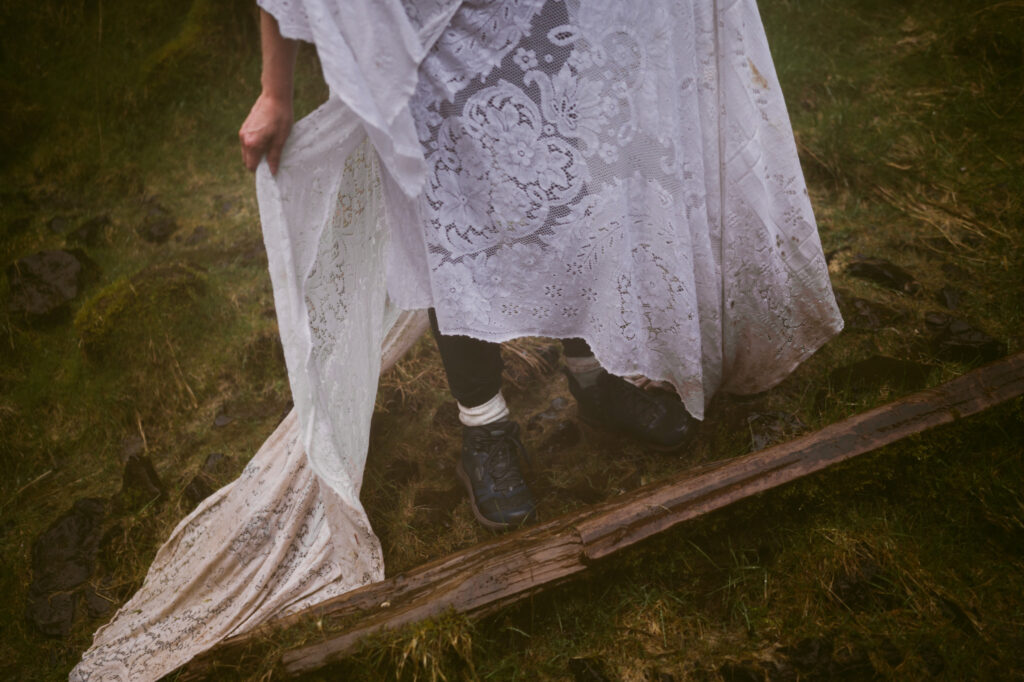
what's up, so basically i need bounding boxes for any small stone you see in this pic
[183,475,214,509]
[140,216,179,243]
[935,285,964,310]
[138,202,178,243]
[201,452,230,476]
[48,216,72,233]
[747,411,807,451]
[69,215,110,246]
[120,454,166,510]
[926,314,1007,364]
[29,498,107,594]
[7,249,91,320]
[26,498,107,637]
[846,257,920,294]
[214,195,236,215]
[550,396,569,410]
[82,583,115,618]
[213,412,234,428]
[25,591,78,638]
[833,288,905,331]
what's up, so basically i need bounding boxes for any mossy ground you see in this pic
[1,0,1021,680]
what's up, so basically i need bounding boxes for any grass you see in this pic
[1,0,1022,679]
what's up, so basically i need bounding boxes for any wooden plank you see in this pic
[186,352,1024,678]
[575,350,1024,559]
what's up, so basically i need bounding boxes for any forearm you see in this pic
[259,9,298,102]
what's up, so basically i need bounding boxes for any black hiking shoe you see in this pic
[567,370,697,452]
[457,420,538,530]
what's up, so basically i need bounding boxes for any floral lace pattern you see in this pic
[381,0,842,419]
[73,1,842,678]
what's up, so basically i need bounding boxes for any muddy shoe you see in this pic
[567,370,696,452]
[457,420,538,530]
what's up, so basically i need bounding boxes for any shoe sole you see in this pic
[456,460,537,531]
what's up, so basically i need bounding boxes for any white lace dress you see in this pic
[70,1,841,679]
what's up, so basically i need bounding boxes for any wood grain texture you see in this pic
[185,351,1024,678]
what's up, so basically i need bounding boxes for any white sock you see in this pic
[565,354,603,387]
[458,391,510,427]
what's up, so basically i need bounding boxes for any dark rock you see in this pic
[935,285,964,310]
[214,195,236,215]
[138,202,179,243]
[746,411,807,451]
[183,475,214,509]
[718,661,761,682]
[828,356,933,393]
[48,216,72,234]
[833,288,905,331]
[201,452,231,477]
[925,313,1007,364]
[69,215,110,246]
[846,257,919,294]
[7,249,93,320]
[25,591,78,639]
[213,412,234,428]
[569,657,614,682]
[140,216,179,243]
[26,498,107,636]
[119,454,166,510]
[29,498,107,594]
[82,583,115,618]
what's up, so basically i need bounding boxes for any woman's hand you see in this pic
[239,10,298,176]
[239,93,293,175]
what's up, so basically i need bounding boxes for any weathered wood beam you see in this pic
[187,351,1024,678]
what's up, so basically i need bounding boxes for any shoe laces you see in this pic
[476,424,528,492]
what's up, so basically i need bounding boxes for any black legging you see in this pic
[429,309,592,407]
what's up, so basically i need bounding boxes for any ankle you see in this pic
[565,354,603,388]
[458,391,510,427]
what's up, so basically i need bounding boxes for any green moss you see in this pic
[74,261,207,356]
